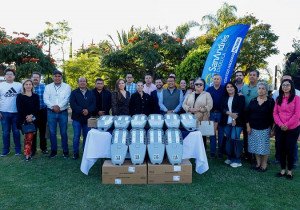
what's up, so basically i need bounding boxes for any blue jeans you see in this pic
[47,110,68,153]
[209,112,224,156]
[72,120,90,154]
[1,112,21,154]
[224,125,243,164]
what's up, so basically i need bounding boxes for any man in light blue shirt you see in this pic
[240,69,259,162]
[125,73,136,96]
[158,76,183,114]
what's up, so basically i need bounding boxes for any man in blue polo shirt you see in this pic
[240,69,259,162]
[207,74,225,158]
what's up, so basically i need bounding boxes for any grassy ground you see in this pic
[0,125,299,210]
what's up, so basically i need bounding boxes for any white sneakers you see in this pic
[224,159,242,168]
[230,163,242,168]
[224,159,231,165]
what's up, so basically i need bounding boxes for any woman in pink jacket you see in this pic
[273,79,300,180]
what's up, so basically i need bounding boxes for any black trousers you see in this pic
[276,126,300,171]
[32,108,47,152]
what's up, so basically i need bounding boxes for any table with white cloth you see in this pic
[80,129,209,175]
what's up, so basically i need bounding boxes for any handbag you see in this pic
[21,122,36,135]
[197,121,215,136]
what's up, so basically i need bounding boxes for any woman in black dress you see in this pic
[129,81,152,116]
[16,79,39,161]
[111,79,130,116]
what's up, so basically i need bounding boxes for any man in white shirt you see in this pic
[0,69,22,156]
[44,70,71,158]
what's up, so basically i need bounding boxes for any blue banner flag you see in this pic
[201,24,250,88]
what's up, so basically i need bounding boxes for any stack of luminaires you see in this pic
[165,128,183,165]
[147,128,165,164]
[129,128,146,165]
[97,115,114,132]
[110,129,129,165]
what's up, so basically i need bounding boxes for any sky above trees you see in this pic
[1,0,299,72]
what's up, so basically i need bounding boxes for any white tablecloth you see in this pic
[182,131,209,174]
[80,129,111,175]
[80,129,208,175]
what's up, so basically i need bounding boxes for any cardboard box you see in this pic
[147,159,192,184]
[102,160,147,184]
[148,174,192,184]
[87,117,98,128]
[102,175,147,184]
[148,159,192,175]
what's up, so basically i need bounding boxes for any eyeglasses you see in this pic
[194,83,203,87]
[5,73,14,76]
[282,84,291,87]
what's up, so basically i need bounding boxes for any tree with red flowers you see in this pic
[0,27,56,81]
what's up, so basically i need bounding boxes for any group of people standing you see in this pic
[0,68,299,180]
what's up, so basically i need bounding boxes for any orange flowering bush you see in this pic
[0,28,56,80]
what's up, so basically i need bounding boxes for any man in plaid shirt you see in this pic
[125,73,136,96]
[31,72,48,155]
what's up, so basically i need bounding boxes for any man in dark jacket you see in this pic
[92,78,111,116]
[150,78,164,114]
[70,77,96,159]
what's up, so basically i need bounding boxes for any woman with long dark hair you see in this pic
[111,79,130,116]
[16,79,39,161]
[220,82,245,168]
[273,79,300,179]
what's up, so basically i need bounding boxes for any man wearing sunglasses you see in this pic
[241,69,259,162]
[207,74,225,158]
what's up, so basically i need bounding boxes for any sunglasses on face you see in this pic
[194,83,204,87]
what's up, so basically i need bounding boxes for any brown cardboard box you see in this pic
[102,160,147,184]
[148,159,192,175]
[87,117,98,128]
[102,175,147,184]
[148,174,192,184]
[147,159,192,184]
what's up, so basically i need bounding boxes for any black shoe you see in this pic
[49,151,57,158]
[258,167,267,172]
[73,153,79,160]
[275,172,286,177]
[286,174,293,180]
[41,150,49,154]
[251,165,260,171]
[25,156,32,161]
[63,152,69,158]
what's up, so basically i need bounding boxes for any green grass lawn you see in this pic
[0,125,299,210]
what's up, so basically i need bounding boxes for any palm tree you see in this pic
[200,3,237,35]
